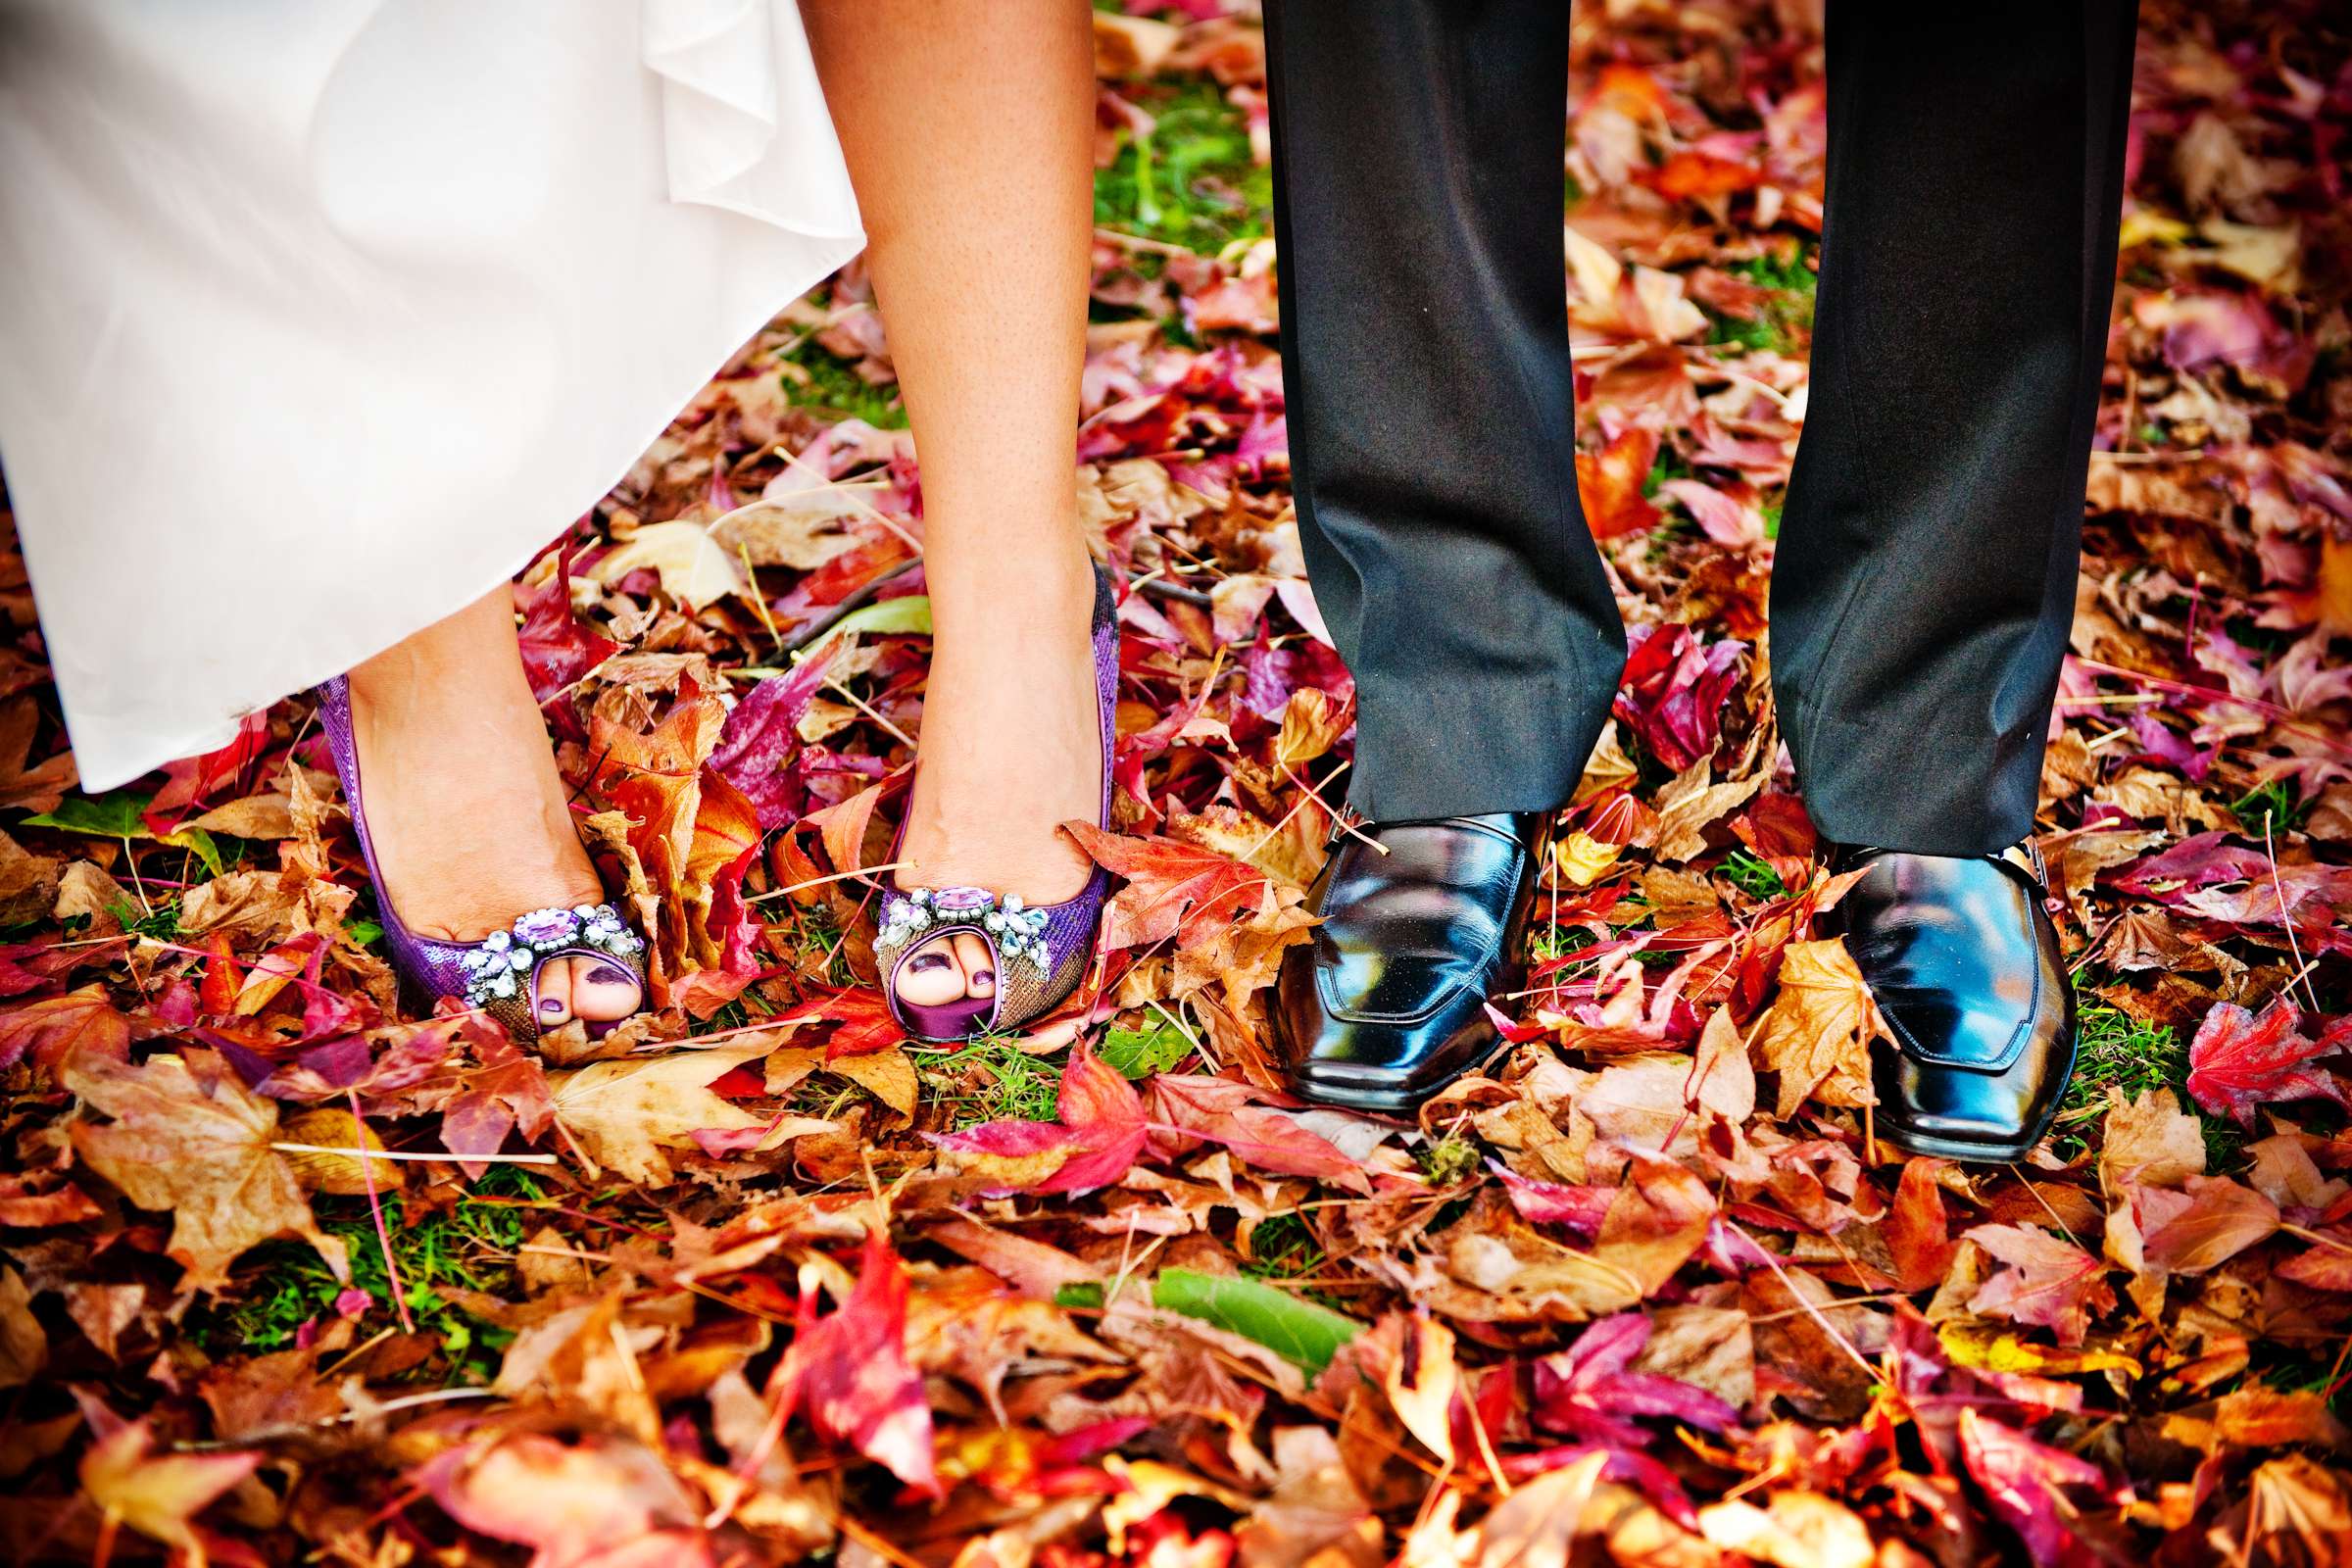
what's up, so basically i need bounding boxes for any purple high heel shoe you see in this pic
[315,677,649,1047]
[875,564,1117,1042]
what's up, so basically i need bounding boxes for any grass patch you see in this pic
[1719,849,1788,901]
[191,1166,545,1385]
[1243,1211,1324,1279]
[780,339,906,429]
[2245,1337,2352,1421]
[914,1036,1064,1128]
[1240,1213,1352,1314]
[1703,250,1818,357]
[1528,923,1600,962]
[106,896,182,943]
[2051,976,2237,1166]
[2231,777,2308,838]
[767,900,857,989]
[1095,79,1271,254]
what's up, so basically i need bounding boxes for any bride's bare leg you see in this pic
[804,0,1101,1010]
[343,587,643,1026]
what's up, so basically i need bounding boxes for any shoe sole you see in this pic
[1288,1037,1514,1118]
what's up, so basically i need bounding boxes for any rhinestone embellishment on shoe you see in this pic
[876,886,1052,971]
[459,904,644,1005]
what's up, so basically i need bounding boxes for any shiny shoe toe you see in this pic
[1276,813,1543,1114]
[1838,843,2077,1162]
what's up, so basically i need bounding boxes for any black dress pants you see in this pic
[1264,0,2137,857]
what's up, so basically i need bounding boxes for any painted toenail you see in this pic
[587,962,633,985]
[539,998,565,1017]
[973,970,996,987]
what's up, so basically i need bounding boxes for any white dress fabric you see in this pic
[0,0,862,791]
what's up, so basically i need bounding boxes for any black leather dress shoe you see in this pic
[1275,813,1544,1113]
[1836,844,2077,1162]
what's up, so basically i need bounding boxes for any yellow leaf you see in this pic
[1553,830,1622,889]
[589,520,746,610]
[81,1419,259,1557]
[1937,1322,2141,1378]
[2118,208,2193,250]
[1274,688,1348,770]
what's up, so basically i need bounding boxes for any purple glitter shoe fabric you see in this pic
[315,677,648,1045]
[881,564,1118,1042]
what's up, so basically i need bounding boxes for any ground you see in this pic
[3,2,2352,1564]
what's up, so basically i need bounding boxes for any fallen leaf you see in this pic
[1965,1223,2115,1347]
[1955,1407,2118,1568]
[0,985,130,1075]
[2186,998,2350,1128]
[546,1042,773,1185]
[2099,1087,2206,1192]
[1384,1312,1459,1464]
[0,1267,43,1388]
[1065,822,1281,951]
[929,1041,1146,1196]
[79,1405,260,1559]
[418,1432,714,1568]
[66,1049,348,1292]
[1750,939,1883,1118]
[770,1229,940,1495]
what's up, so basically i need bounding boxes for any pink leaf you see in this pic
[1530,1312,1740,1449]
[1956,1408,2119,1568]
[1964,1224,2115,1346]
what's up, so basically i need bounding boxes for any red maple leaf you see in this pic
[1642,150,1762,202]
[2185,998,2350,1129]
[1610,623,1746,773]
[769,985,905,1060]
[1494,1166,1615,1238]
[142,711,271,835]
[0,985,130,1075]
[769,1229,940,1497]
[1063,822,1277,952]
[2278,1227,2352,1292]
[514,543,617,720]
[928,1042,1146,1196]
[1884,1156,1959,1294]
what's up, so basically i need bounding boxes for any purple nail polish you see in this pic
[587,961,634,986]
[539,998,565,1017]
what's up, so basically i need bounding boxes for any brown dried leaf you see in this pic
[276,1107,404,1198]
[1750,939,1884,1118]
[65,1050,348,1293]
[0,1267,43,1388]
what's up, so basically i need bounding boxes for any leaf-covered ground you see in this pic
[5,3,2352,1563]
